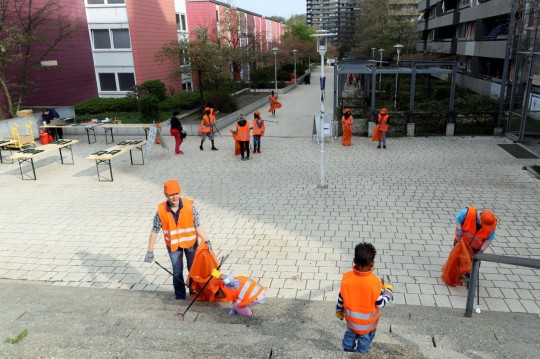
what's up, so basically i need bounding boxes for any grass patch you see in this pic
[5,329,28,344]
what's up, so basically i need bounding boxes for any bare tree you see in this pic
[0,0,78,118]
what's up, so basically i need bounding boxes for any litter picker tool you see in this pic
[154,260,198,295]
[475,272,481,314]
[177,252,229,320]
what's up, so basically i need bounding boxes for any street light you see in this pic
[310,30,336,189]
[272,47,278,93]
[292,49,298,84]
[378,48,384,90]
[371,47,376,60]
[393,44,404,110]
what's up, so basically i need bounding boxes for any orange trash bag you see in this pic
[229,129,240,156]
[268,100,282,113]
[371,124,381,142]
[187,240,228,302]
[441,239,474,287]
[155,123,162,144]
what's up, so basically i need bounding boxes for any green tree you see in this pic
[0,0,78,118]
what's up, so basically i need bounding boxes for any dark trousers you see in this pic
[167,241,198,299]
[48,128,63,140]
[253,135,261,150]
[240,141,250,158]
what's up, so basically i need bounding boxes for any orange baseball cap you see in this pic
[480,210,496,226]
[254,111,260,117]
[204,107,210,112]
[164,179,181,195]
[381,108,387,114]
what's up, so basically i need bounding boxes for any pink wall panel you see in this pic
[22,1,97,108]
[186,1,218,41]
[127,0,180,94]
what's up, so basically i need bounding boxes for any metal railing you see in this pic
[465,253,540,317]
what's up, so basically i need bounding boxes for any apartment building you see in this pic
[416,0,514,96]
[306,0,341,43]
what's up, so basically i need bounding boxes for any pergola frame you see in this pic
[333,60,459,123]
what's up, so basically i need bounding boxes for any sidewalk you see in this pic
[0,66,539,317]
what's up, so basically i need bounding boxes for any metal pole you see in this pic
[294,53,297,84]
[379,52,383,90]
[274,53,278,93]
[394,52,400,110]
[465,257,481,317]
[319,52,327,188]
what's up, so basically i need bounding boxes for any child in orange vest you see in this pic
[336,242,394,353]
[211,269,266,316]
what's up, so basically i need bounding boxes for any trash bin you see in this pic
[304,73,311,85]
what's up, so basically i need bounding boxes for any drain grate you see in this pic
[498,144,539,159]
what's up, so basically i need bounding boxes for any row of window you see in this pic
[87,0,125,4]
[91,29,130,49]
[98,73,135,92]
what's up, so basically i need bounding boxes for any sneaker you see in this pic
[377,146,381,149]
[229,308,237,315]
[179,150,184,154]
[383,145,386,149]
[258,149,261,153]
[199,145,203,151]
[241,157,245,161]
[211,147,218,151]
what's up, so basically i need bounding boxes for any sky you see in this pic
[230,0,306,20]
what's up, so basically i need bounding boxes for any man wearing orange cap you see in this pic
[341,108,353,146]
[376,108,389,149]
[199,107,218,151]
[454,207,497,285]
[252,111,265,154]
[144,179,210,300]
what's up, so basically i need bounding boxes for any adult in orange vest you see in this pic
[341,108,353,146]
[268,91,282,116]
[290,72,295,84]
[376,108,389,149]
[199,107,218,151]
[144,179,210,300]
[336,243,394,353]
[211,269,266,316]
[234,114,251,160]
[252,111,265,154]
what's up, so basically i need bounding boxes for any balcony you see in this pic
[424,39,455,54]
[427,10,456,30]
[456,37,508,58]
[460,0,512,22]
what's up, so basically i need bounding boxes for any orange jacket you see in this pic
[200,115,212,134]
[269,94,278,104]
[341,269,382,335]
[378,114,389,132]
[220,276,265,307]
[456,207,496,252]
[342,114,353,127]
[157,199,197,251]
[252,118,265,136]
[237,122,250,141]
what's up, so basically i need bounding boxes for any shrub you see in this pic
[204,92,237,113]
[140,80,167,101]
[160,92,202,112]
[140,94,159,119]
[74,97,137,115]
[251,67,273,82]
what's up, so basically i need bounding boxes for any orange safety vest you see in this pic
[378,114,389,132]
[200,115,212,134]
[157,198,197,251]
[220,276,265,307]
[456,207,496,251]
[342,115,353,127]
[341,269,382,335]
[269,94,278,103]
[252,118,265,136]
[237,122,250,141]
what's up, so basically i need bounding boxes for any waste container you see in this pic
[304,73,311,85]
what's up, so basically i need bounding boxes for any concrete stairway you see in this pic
[1,280,538,358]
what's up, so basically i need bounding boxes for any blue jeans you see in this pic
[342,327,377,353]
[167,241,198,299]
[378,132,387,146]
[253,135,261,150]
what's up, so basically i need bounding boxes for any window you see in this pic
[92,29,111,49]
[176,14,187,31]
[181,14,187,32]
[118,73,135,91]
[91,29,131,49]
[98,73,135,91]
[98,73,117,91]
[87,0,125,4]
[112,29,130,48]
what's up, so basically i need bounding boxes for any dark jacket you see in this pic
[170,116,183,131]
[41,109,60,124]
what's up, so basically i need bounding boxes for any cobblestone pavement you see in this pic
[1,67,539,314]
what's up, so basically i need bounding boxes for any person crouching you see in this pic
[212,269,266,316]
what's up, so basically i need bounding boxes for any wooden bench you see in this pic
[86,139,147,182]
[0,139,16,164]
[9,139,79,180]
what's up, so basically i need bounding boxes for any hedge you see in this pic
[74,97,137,115]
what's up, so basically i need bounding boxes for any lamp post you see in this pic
[393,44,404,110]
[310,30,335,189]
[272,47,278,93]
[293,49,298,84]
[371,47,376,60]
[378,48,384,90]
